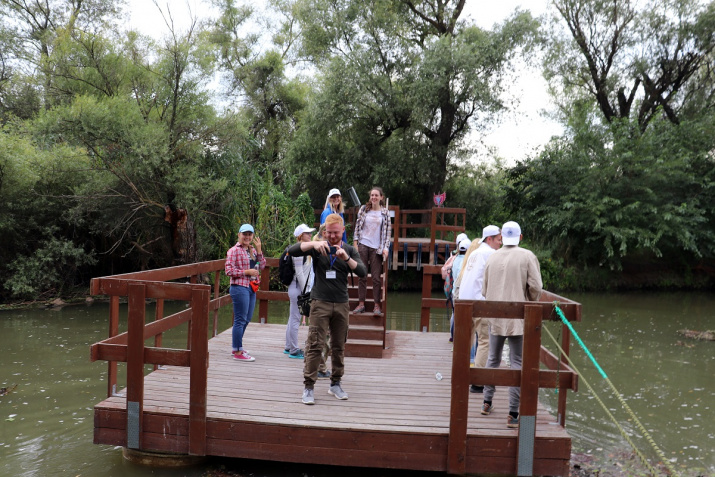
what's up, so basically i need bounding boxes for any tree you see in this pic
[0,0,124,110]
[546,0,715,132]
[288,0,539,208]
[505,112,715,271]
[209,0,310,171]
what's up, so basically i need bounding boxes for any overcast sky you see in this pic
[125,0,562,164]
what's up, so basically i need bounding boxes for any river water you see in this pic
[0,291,712,476]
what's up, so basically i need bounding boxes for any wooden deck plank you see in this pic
[94,324,571,475]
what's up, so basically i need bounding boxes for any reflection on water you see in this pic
[0,291,712,476]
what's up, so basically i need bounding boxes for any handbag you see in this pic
[297,268,312,317]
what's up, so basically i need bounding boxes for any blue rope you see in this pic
[553,303,608,379]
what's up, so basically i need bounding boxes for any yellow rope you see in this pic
[542,323,679,477]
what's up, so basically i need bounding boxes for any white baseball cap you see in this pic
[480,225,501,242]
[239,224,254,233]
[501,221,521,246]
[458,238,471,252]
[456,232,468,244]
[328,188,341,197]
[293,223,316,237]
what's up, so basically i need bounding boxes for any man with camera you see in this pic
[287,213,366,405]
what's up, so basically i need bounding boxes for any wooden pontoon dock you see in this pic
[90,247,581,476]
[94,325,572,475]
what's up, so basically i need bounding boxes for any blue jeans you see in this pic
[230,284,256,352]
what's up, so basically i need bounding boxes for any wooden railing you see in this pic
[418,264,448,331]
[89,258,290,455]
[89,253,390,454]
[315,205,466,270]
[447,295,581,475]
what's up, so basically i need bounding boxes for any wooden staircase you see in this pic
[345,261,388,358]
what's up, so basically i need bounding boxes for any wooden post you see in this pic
[126,282,146,450]
[212,271,221,336]
[447,301,472,475]
[420,269,433,332]
[153,299,164,370]
[258,266,269,323]
[107,295,119,398]
[391,206,400,271]
[557,323,571,427]
[517,304,542,476]
[189,287,209,456]
[429,208,437,265]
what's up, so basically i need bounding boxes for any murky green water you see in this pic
[0,292,712,476]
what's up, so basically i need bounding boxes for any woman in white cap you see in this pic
[284,223,315,359]
[441,233,470,342]
[225,223,265,362]
[352,186,392,315]
[320,188,347,243]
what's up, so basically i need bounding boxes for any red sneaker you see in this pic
[233,350,255,362]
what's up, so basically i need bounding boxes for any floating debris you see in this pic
[0,384,18,396]
[677,329,714,341]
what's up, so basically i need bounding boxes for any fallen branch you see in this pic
[677,329,714,341]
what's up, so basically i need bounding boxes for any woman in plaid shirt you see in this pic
[225,224,266,362]
[352,186,391,316]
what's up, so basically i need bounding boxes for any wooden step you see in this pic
[344,339,384,358]
[348,324,384,341]
[349,312,385,326]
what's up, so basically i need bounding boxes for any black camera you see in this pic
[329,246,337,255]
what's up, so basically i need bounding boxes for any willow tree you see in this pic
[546,0,715,133]
[0,0,124,111]
[287,0,539,208]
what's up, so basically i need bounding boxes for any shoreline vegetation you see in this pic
[1,263,714,311]
[1,1,714,311]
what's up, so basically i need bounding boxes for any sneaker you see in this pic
[317,370,332,379]
[302,388,315,405]
[470,385,484,394]
[328,383,348,400]
[480,402,493,415]
[352,304,365,313]
[233,350,255,362]
[289,349,305,359]
[283,348,290,354]
[373,304,382,316]
[507,415,519,428]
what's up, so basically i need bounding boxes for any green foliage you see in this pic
[506,114,715,271]
[5,229,97,298]
[288,0,539,208]
[546,0,715,131]
[0,125,97,300]
[444,160,509,236]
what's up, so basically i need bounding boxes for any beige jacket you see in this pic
[483,246,543,336]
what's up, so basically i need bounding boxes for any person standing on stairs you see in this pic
[352,186,392,316]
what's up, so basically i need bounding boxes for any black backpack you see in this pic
[278,247,296,285]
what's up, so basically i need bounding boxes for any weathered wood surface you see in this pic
[94,325,570,475]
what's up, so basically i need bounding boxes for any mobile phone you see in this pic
[329,246,337,254]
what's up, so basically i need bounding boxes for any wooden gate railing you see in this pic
[447,295,581,476]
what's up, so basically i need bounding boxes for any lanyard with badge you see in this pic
[325,242,341,279]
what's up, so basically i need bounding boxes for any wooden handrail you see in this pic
[447,298,581,475]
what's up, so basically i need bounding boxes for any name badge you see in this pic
[326,270,337,279]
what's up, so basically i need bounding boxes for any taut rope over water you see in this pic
[547,303,680,477]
